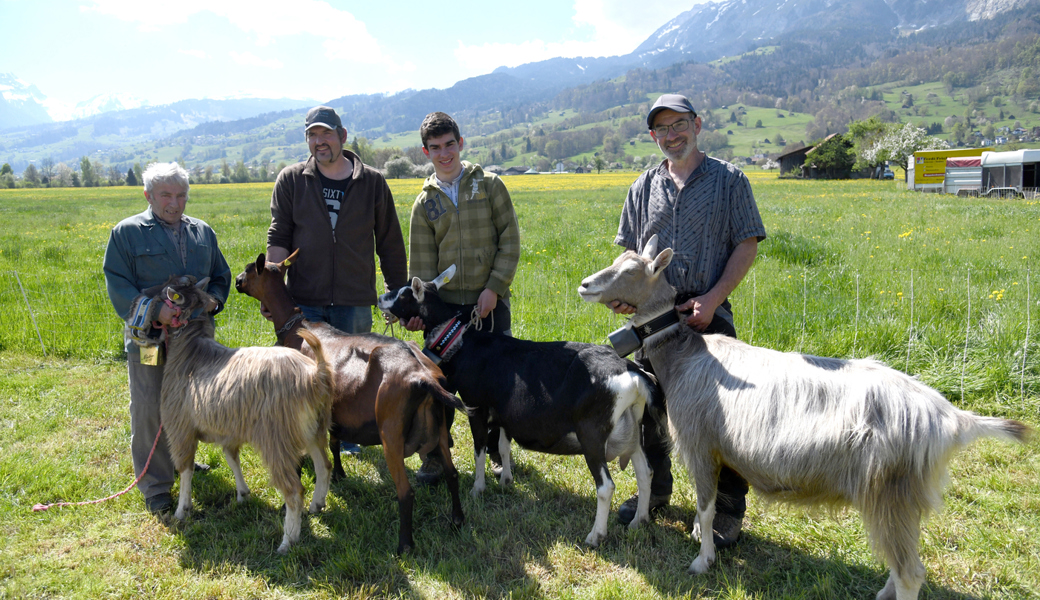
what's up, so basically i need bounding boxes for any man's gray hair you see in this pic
[143,162,190,194]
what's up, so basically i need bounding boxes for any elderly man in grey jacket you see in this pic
[103,162,231,514]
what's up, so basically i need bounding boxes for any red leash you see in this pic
[32,424,163,512]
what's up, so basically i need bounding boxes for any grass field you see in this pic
[1,174,1038,599]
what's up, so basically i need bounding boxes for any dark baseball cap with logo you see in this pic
[305,105,342,131]
[646,94,697,129]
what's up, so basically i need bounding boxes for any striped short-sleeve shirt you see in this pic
[615,156,766,296]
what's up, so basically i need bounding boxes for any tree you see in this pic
[107,165,123,186]
[221,159,231,181]
[863,123,949,181]
[231,160,251,183]
[384,156,416,179]
[79,156,98,187]
[0,163,12,177]
[847,116,893,170]
[805,135,856,178]
[23,164,41,186]
[126,167,138,186]
[593,156,606,173]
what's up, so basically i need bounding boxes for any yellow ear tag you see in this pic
[172,292,181,301]
[443,276,450,284]
[284,259,292,266]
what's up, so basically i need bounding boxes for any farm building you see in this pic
[980,149,1040,197]
[776,144,812,175]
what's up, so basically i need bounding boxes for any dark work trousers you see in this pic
[439,298,511,454]
[636,301,750,519]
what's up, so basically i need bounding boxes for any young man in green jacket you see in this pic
[405,111,521,482]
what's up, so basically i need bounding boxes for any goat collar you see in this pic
[275,310,306,344]
[423,315,467,365]
[634,309,681,339]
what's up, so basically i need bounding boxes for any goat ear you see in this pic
[195,277,210,290]
[411,277,425,302]
[255,254,266,272]
[647,248,674,275]
[432,264,456,289]
[641,234,660,259]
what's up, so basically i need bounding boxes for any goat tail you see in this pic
[418,378,465,411]
[632,366,664,411]
[961,413,1032,445]
[297,329,334,408]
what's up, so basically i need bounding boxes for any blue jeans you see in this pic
[298,304,373,334]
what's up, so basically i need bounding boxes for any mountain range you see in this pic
[2,0,1037,172]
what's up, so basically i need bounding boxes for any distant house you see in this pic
[776,143,813,175]
[484,165,505,175]
[574,166,587,173]
[501,166,530,176]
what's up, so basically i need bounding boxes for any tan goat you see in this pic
[156,277,334,554]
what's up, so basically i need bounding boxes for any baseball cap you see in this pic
[646,94,697,129]
[304,106,342,131]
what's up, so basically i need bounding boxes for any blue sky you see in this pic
[1,0,707,118]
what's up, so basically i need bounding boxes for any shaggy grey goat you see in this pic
[578,234,1031,600]
[149,276,334,554]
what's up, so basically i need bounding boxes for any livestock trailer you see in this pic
[943,157,982,196]
[981,149,1040,198]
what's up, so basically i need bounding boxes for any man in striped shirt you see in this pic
[610,94,766,548]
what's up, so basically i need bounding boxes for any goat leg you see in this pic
[329,432,346,482]
[307,437,331,513]
[174,467,193,520]
[223,446,251,503]
[495,427,514,487]
[437,414,465,529]
[628,445,652,529]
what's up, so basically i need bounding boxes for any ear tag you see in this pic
[442,276,450,284]
[284,259,292,266]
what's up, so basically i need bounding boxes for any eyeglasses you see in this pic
[651,118,693,137]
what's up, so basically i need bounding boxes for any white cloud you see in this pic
[82,0,405,67]
[178,49,208,59]
[453,0,694,73]
[229,51,283,69]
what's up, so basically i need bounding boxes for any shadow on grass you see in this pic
[167,449,1001,599]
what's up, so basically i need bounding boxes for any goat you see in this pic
[577,234,1032,600]
[377,265,661,547]
[146,276,334,554]
[234,251,465,554]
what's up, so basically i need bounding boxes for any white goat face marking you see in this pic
[410,277,425,302]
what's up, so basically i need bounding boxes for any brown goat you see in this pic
[234,251,465,554]
[154,277,334,555]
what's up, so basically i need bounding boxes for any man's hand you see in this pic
[259,303,274,322]
[477,288,498,319]
[403,316,425,332]
[607,300,636,315]
[676,295,720,331]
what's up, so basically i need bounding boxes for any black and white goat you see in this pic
[378,266,660,546]
[578,234,1032,600]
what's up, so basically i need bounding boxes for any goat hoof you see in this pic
[584,532,605,547]
[309,501,325,514]
[500,475,514,486]
[628,514,649,529]
[396,542,413,555]
[173,508,188,521]
[236,491,251,503]
[688,554,714,574]
[276,542,291,555]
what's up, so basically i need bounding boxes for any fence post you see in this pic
[906,268,914,373]
[853,272,860,358]
[14,271,47,356]
[1023,269,1032,403]
[961,269,971,403]
[750,271,757,345]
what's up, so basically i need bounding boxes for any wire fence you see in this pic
[2,266,1037,408]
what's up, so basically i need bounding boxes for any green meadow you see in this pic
[0,174,1037,599]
